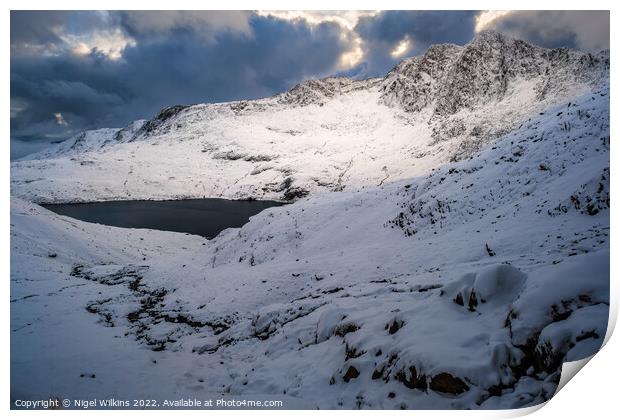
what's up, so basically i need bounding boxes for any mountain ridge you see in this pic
[23,31,610,155]
[11,31,609,203]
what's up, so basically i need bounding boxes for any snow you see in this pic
[10,32,610,410]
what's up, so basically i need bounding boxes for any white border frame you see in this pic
[2,2,617,419]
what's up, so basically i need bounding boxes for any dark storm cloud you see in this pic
[10,10,68,47]
[11,49,130,142]
[486,11,610,52]
[116,15,349,105]
[10,10,117,52]
[10,12,350,158]
[116,10,253,40]
[354,11,478,76]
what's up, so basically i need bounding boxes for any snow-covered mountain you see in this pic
[10,31,610,410]
[11,31,608,203]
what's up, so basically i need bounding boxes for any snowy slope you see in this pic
[11,81,609,409]
[10,31,608,204]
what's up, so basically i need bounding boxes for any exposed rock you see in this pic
[138,105,190,137]
[429,373,470,395]
[343,365,360,383]
[395,366,428,392]
[279,77,380,107]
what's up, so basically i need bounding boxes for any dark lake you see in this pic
[42,198,284,238]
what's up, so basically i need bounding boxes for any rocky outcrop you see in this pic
[277,76,380,107]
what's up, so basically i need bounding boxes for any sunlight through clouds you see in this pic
[256,10,379,30]
[475,10,512,32]
[63,28,136,60]
[53,112,68,126]
[257,10,379,68]
[390,36,412,58]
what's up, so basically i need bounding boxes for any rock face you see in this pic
[380,43,463,113]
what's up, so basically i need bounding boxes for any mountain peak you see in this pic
[380,31,608,117]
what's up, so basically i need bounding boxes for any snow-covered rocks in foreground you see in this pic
[10,80,609,408]
[10,31,608,204]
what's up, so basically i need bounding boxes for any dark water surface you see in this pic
[43,198,284,238]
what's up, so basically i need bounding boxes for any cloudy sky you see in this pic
[10,10,609,158]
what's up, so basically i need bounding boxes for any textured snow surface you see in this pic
[10,32,610,409]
